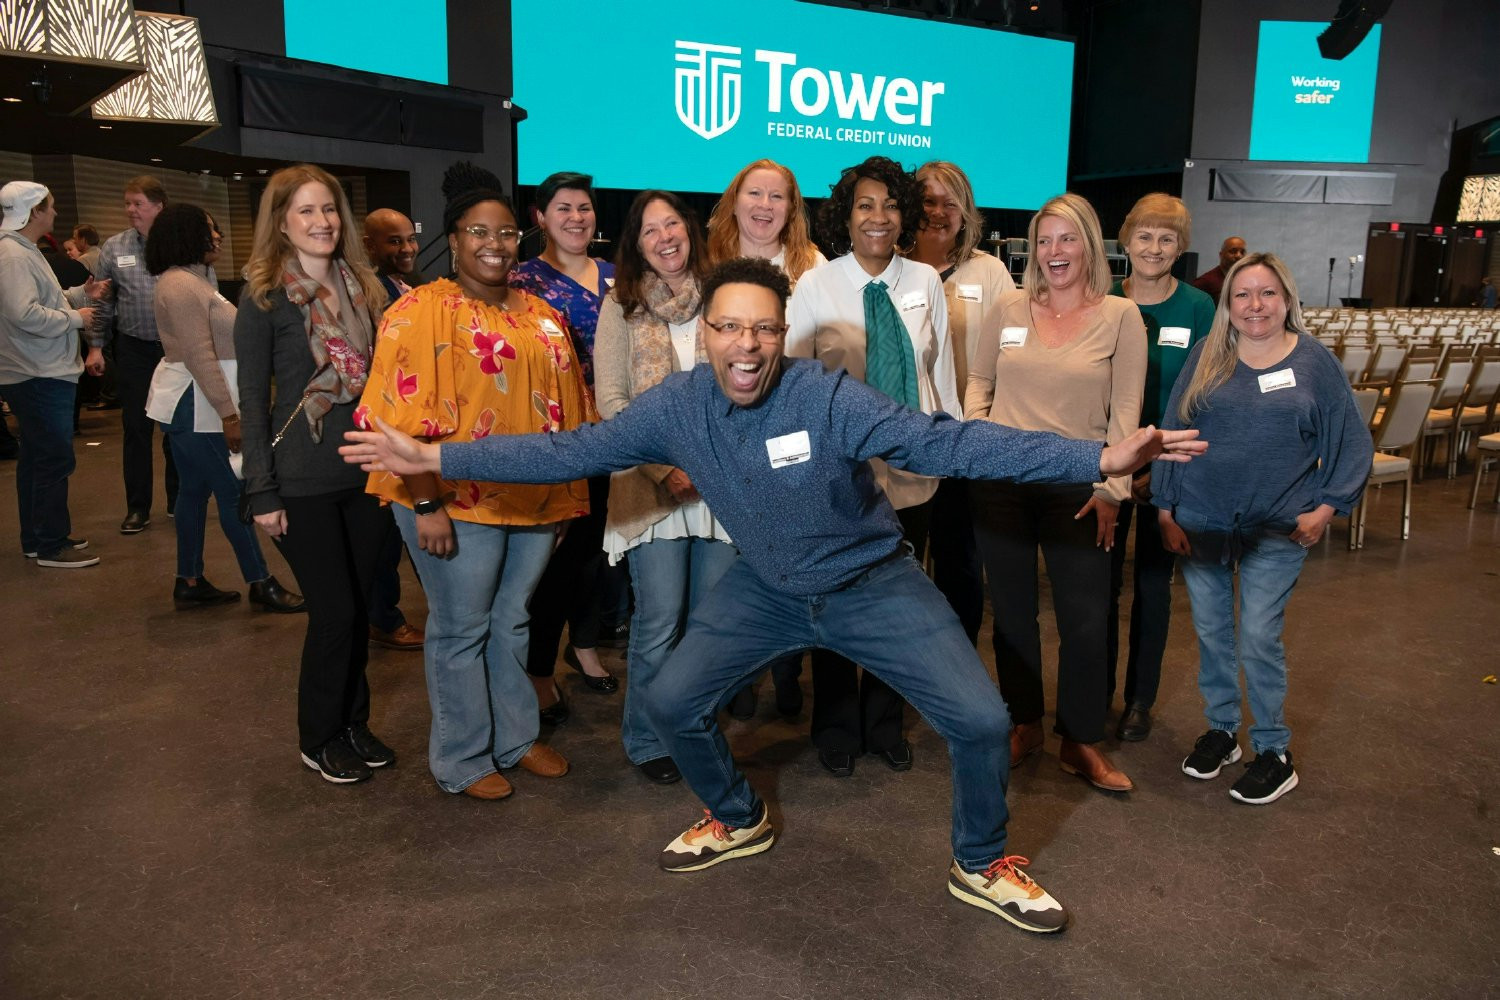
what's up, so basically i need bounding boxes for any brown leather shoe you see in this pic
[462,773,514,800]
[1010,721,1044,768]
[515,743,569,778]
[370,623,424,650]
[1058,739,1134,792]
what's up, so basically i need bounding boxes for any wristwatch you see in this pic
[413,498,443,516]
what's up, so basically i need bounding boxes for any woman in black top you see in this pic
[235,164,392,785]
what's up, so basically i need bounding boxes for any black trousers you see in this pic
[809,501,932,754]
[928,477,985,644]
[365,503,409,634]
[972,481,1111,744]
[114,333,177,515]
[1106,501,1177,710]
[276,488,386,752]
[527,475,609,678]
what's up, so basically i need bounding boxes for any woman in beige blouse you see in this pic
[966,192,1147,793]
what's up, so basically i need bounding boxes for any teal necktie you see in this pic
[863,279,919,410]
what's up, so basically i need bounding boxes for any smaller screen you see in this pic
[283,0,449,86]
[1248,20,1381,164]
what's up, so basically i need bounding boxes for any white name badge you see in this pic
[999,326,1028,348]
[539,318,563,336]
[898,290,926,312]
[118,255,137,267]
[604,277,615,289]
[766,430,811,469]
[1158,326,1191,349]
[1258,368,1297,393]
[957,283,983,303]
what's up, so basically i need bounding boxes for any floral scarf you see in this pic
[281,257,374,443]
[629,272,703,396]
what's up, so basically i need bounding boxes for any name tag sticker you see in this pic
[539,318,563,336]
[999,326,1028,348]
[118,255,137,267]
[1258,368,1297,393]
[1158,326,1191,349]
[766,430,811,469]
[957,283,982,303]
[604,277,615,289]
[898,290,926,312]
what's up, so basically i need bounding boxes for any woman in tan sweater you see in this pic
[145,203,302,613]
[966,192,1147,793]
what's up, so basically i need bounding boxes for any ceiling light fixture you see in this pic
[2,96,21,103]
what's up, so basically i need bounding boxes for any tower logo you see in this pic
[674,39,742,140]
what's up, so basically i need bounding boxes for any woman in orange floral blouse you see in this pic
[357,163,596,801]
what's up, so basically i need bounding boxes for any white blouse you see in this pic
[785,252,958,509]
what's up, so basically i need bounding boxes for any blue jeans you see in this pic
[4,377,77,557]
[395,506,555,793]
[647,554,1015,871]
[161,392,269,582]
[1175,508,1308,755]
[623,535,739,765]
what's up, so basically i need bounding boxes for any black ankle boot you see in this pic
[248,575,306,613]
[174,576,240,610]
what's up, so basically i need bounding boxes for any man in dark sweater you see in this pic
[342,257,1205,935]
[1191,235,1247,302]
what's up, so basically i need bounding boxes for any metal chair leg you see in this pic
[1401,476,1411,539]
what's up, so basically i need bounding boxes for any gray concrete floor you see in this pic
[2,408,1498,999]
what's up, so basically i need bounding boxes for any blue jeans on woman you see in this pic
[1174,507,1308,755]
[394,506,555,794]
[623,536,738,765]
[647,553,1015,871]
[3,377,76,558]
[161,392,269,582]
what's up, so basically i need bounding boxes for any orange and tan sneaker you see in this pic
[947,856,1069,933]
[658,805,775,872]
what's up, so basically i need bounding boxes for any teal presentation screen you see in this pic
[1248,20,1380,163]
[283,0,449,85]
[512,0,1073,209]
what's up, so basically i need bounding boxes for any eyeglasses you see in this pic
[703,319,787,341]
[460,224,520,243]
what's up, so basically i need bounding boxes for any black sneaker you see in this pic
[596,621,630,649]
[1230,749,1298,805]
[726,685,756,720]
[345,723,396,768]
[1182,729,1241,780]
[300,735,373,784]
[35,547,100,569]
[637,756,681,784]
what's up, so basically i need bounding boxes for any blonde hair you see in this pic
[1177,251,1309,422]
[244,163,386,315]
[706,159,819,284]
[1118,192,1192,253]
[1023,192,1112,303]
[915,160,984,266]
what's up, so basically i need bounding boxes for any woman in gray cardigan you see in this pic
[234,164,392,786]
[593,190,738,785]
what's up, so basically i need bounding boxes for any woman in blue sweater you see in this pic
[1152,252,1372,805]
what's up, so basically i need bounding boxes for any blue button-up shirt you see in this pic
[443,359,1105,596]
[90,228,156,346]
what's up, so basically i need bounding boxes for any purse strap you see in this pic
[269,391,313,448]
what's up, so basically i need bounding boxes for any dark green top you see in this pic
[1110,278,1216,426]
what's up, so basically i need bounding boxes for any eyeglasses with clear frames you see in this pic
[461,224,520,243]
[703,319,788,341]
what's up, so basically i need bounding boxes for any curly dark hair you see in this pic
[815,156,922,257]
[613,189,710,320]
[701,256,792,316]
[533,171,594,215]
[145,202,215,275]
[442,160,513,234]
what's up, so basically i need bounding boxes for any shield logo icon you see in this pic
[675,40,742,140]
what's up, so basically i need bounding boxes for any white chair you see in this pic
[1351,378,1438,550]
[1468,433,1500,508]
